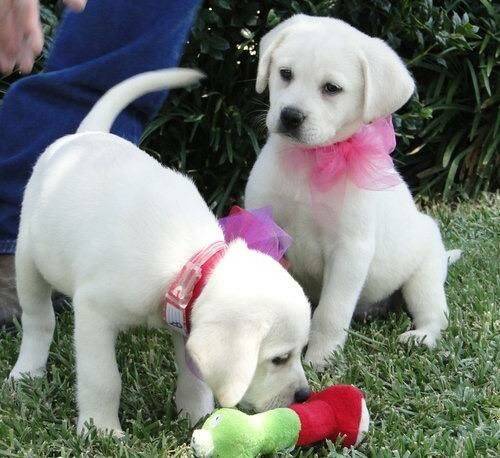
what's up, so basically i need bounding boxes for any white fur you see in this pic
[9,69,311,435]
[245,15,458,369]
[356,399,370,446]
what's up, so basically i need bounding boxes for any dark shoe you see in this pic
[353,290,405,323]
[0,255,21,330]
[0,255,71,331]
[53,291,71,312]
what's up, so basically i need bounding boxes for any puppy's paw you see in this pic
[9,366,45,380]
[176,389,214,426]
[77,418,124,438]
[398,329,438,348]
[304,337,344,371]
[110,428,125,439]
[304,349,329,372]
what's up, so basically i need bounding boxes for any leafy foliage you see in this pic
[1,0,498,213]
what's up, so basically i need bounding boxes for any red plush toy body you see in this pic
[290,384,368,447]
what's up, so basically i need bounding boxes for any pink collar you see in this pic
[164,241,227,335]
[284,116,402,192]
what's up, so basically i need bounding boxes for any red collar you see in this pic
[164,241,227,335]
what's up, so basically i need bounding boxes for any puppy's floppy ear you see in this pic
[359,37,415,123]
[256,14,313,93]
[186,320,267,407]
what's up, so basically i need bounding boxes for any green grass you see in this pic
[0,195,498,457]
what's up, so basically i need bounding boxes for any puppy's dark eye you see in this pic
[280,68,293,82]
[323,82,342,95]
[272,353,291,365]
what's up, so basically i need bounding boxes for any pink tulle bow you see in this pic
[219,206,292,263]
[285,116,402,192]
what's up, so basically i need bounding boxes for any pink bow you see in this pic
[285,117,402,192]
[219,206,292,264]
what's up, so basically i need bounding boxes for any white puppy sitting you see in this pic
[245,15,460,369]
[9,69,311,435]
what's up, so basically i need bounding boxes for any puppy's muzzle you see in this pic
[279,106,306,133]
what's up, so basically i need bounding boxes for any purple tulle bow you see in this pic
[219,206,292,263]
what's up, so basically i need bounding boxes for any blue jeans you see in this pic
[0,0,201,254]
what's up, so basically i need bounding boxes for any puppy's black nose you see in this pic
[280,106,305,131]
[294,387,311,403]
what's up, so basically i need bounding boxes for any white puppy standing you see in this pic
[245,15,460,369]
[9,69,311,434]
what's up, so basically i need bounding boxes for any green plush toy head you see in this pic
[191,408,300,458]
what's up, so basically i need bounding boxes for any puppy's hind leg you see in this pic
[73,293,122,435]
[399,252,448,348]
[10,251,55,380]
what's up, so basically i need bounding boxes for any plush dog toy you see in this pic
[191,385,369,457]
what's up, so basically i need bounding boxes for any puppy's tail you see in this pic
[447,249,462,265]
[77,68,204,134]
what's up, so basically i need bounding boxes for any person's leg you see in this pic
[0,0,201,326]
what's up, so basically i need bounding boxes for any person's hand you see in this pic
[0,0,87,75]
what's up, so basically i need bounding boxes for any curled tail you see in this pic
[77,68,204,134]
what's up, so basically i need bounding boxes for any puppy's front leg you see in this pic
[73,298,123,436]
[173,334,214,425]
[305,241,374,370]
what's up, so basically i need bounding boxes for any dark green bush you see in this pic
[333,0,499,201]
[2,0,498,214]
